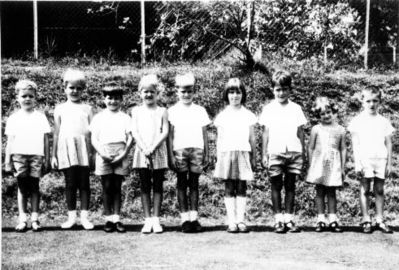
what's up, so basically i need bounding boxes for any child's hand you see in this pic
[250,156,256,171]
[169,156,178,171]
[100,151,114,162]
[51,157,58,169]
[111,152,126,164]
[385,164,392,179]
[341,170,346,182]
[261,155,268,168]
[5,162,13,173]
[89,154,96,170]
[202,153,210,170]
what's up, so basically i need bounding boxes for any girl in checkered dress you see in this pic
[306,97,346,232]
[213,78,257,233]
[131,74,169,234]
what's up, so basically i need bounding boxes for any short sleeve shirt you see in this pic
[258,100,307,154]
[168,103,211,150]
[5,110,51,156]
[89,110,131,145]
[348,112,394,159]
[214,106,257,152]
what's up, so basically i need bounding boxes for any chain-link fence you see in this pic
[1,0,398,67]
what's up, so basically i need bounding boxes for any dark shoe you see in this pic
[329,221,343,233]
[237,222,249,233]
[31,221,42,232]
[285,221,301,233]
[375,222,393,234]
[115,222,126,233]
[104,221,115,233]
[315,221,326,233]
[181,221,192,233]
[190,220,202,232]
[227,224,239,233]
[361,221,372,234]
[274,222,286,234]
[15,222,28,233]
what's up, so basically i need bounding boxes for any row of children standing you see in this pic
[5,69,394,234]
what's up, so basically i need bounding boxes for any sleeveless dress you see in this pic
[306,124,345,187]
[131,105,168,170]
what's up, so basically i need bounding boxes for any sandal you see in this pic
[285,221,301,233]
[274,222,286,234]
[361,221,372,234]
[31,220,42,232]
[329,221,343,233]
[375,222,393,234]
[15,221,28,233]
[237,222,249,233]
[315,221,326,233]
[227,224,238,233]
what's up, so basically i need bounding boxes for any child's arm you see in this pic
[297,125,306,171]
[385,134,393,178]
[261,125,269,168]
[131,111,149,153]
[202,125,210,169]
[51,110,61,169]
[43,133,50,173]
[148,109,169,155]
[339,130,347,182]
[249,124,257,170]
[307,127,317,167]
[167,123,177,170]
[350,132,362,176]
[4,135,15,172]
[87,107,96,168]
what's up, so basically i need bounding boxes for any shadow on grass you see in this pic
[2,225,399,233]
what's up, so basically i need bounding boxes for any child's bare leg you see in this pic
[112,175,123,215]
[270,175,283,213]
[176,172,188,213]
[79,167,90,211]
[373,178,385,223]
[326,187,337,214]
[139,169,152,218]
[284,173,296,214]
[30,177,40,213]
[153,170,165,217]
[315,185,326,215]
[101,175,113,216]
[64,168,77,210]
[359,178,372,222]
[188,172,200,211]
[17,188,28,215]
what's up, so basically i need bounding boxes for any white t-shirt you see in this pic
[258,100,307,154]
[214,106,257,152]
[168,103,211,150]
[348,112,394,159]
[5,110,51,156]
[89,110,131,144]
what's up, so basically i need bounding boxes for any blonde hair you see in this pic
[361,86,382,101]
[15,80,37,95]
[138,74,159,92]
[63,69,86,87]
[175,72,195,87]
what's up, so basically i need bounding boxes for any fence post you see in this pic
[33,0,38,59]
[364,0,370,69]
[141,0,146,64]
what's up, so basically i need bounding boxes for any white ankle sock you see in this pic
[113,215,120,223]
[284,213,294,223]
[224,197,236,226]
[274,213,284,223]
[328,214,338,223]
[19,212,28,223]
[317,214,326,223]
[189,211,198,221]
[180,212,190,223]
[31,212,39,221]
[236,196,247,223]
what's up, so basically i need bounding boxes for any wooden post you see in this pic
[364,0,370,69]
[33,0,38,59]
[141,0,146,64]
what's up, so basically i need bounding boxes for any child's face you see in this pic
[140,85,158,106]
[227,88,242,107]
[177,85,194,105]
[319,108,334,124]
[273,83,290,104]
[104,94,122,112]
[65,80,85,103]
[362,91,380,115]
[17,88,36,111]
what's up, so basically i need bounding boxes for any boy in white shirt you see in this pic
[259,70,307,233]
[5,80,51,232]
[90,84,133,233]
[348,87,394,234]
[168,73,211,233]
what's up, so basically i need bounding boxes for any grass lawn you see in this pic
[2,224,399,270]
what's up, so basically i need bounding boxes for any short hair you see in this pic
[15,80,37,95]
[311,97,339,117]
[361,86,382,101]
[175,73,195,87]
[271,70,292,89]
[138,74,159,92]
[102,82,124,98]
[63,69,86,88]
[223,78,247,105]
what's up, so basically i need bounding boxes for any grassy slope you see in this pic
[1,58,399,226]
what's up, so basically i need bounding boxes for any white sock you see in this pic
[224,197,236,226]
[375,216,383,224]
[274,213,284,223]
[180,212,190,223]
[190,211,198,221]
[328,214,338,223]
[317,214,326,223]
[31,212,39,221]
[105,215,113,222]
[81,210,89,220]
[113,214,120,223]
[284,213,294,223]
[19,212,28,223]
[152,216,160,224]
[236,196,247,224]
[68,210,77,220]
[362,215,371,223]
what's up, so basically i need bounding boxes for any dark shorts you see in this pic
[12,154,44,178]
[268,152,303,177]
